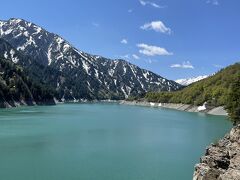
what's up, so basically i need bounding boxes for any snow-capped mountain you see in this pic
[175,75,209,86]
[0,18,182,100]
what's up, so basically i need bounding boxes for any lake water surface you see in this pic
[0,103,232,180]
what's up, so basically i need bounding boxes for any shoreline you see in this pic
[119,100,228,116]
[0,99,228,116]
[0,99,56,109]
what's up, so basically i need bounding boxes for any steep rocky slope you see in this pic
[193,125,240,180]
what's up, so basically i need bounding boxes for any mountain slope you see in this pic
[0,37,65,97]
[0,55,55,108]
[0,18,181,100]
[146,63,240,106]
[175,75,209,86]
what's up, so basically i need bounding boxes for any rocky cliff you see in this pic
[193,125,240,180]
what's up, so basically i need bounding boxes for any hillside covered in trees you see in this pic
[145,63,240,107]
[0,57,55,108]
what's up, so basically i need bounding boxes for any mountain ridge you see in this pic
[0,18,182,100]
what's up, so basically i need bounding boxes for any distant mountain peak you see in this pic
[175,75,209,86]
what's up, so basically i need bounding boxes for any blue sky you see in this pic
[0,0,240,80]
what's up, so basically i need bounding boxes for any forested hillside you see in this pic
[145,63,240,107]
[0,57,55,107]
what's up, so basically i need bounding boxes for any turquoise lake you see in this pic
[0,103,232,180]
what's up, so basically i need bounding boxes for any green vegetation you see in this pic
[0,57,55,107]
[225,74,240,125]
[145,63,240,107]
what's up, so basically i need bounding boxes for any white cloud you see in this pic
[121,39,128,44]
[139,0,165,8]
[132,54,140,59]
[206,0,219,5]
[137,43,173,56]
[141,21,171,34]
[170,61,194,69]
[128,9,133,13]
[150,2,161,8]
[139,0,147,6]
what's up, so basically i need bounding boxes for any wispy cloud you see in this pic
[128,9,133,13]
[139,0,165,8]
[170,61,194,69]
[132,54,140,59]
[141,21,171,34]
[117,54,140,60]
[145,59,157,64]
[206,0,219,6]
[121,39,128,44]
[137,43,173,56]
[147,59,153,64]
[92,22,100,27]
[213,64,223,68]
[119,54,130,60]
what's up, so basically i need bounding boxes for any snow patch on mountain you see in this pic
[175,75,209,86]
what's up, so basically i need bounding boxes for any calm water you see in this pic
[0,103,231,180]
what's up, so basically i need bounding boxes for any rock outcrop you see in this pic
[193,125,240,180]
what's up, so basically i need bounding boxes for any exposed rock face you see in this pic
[193,125,240,180]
